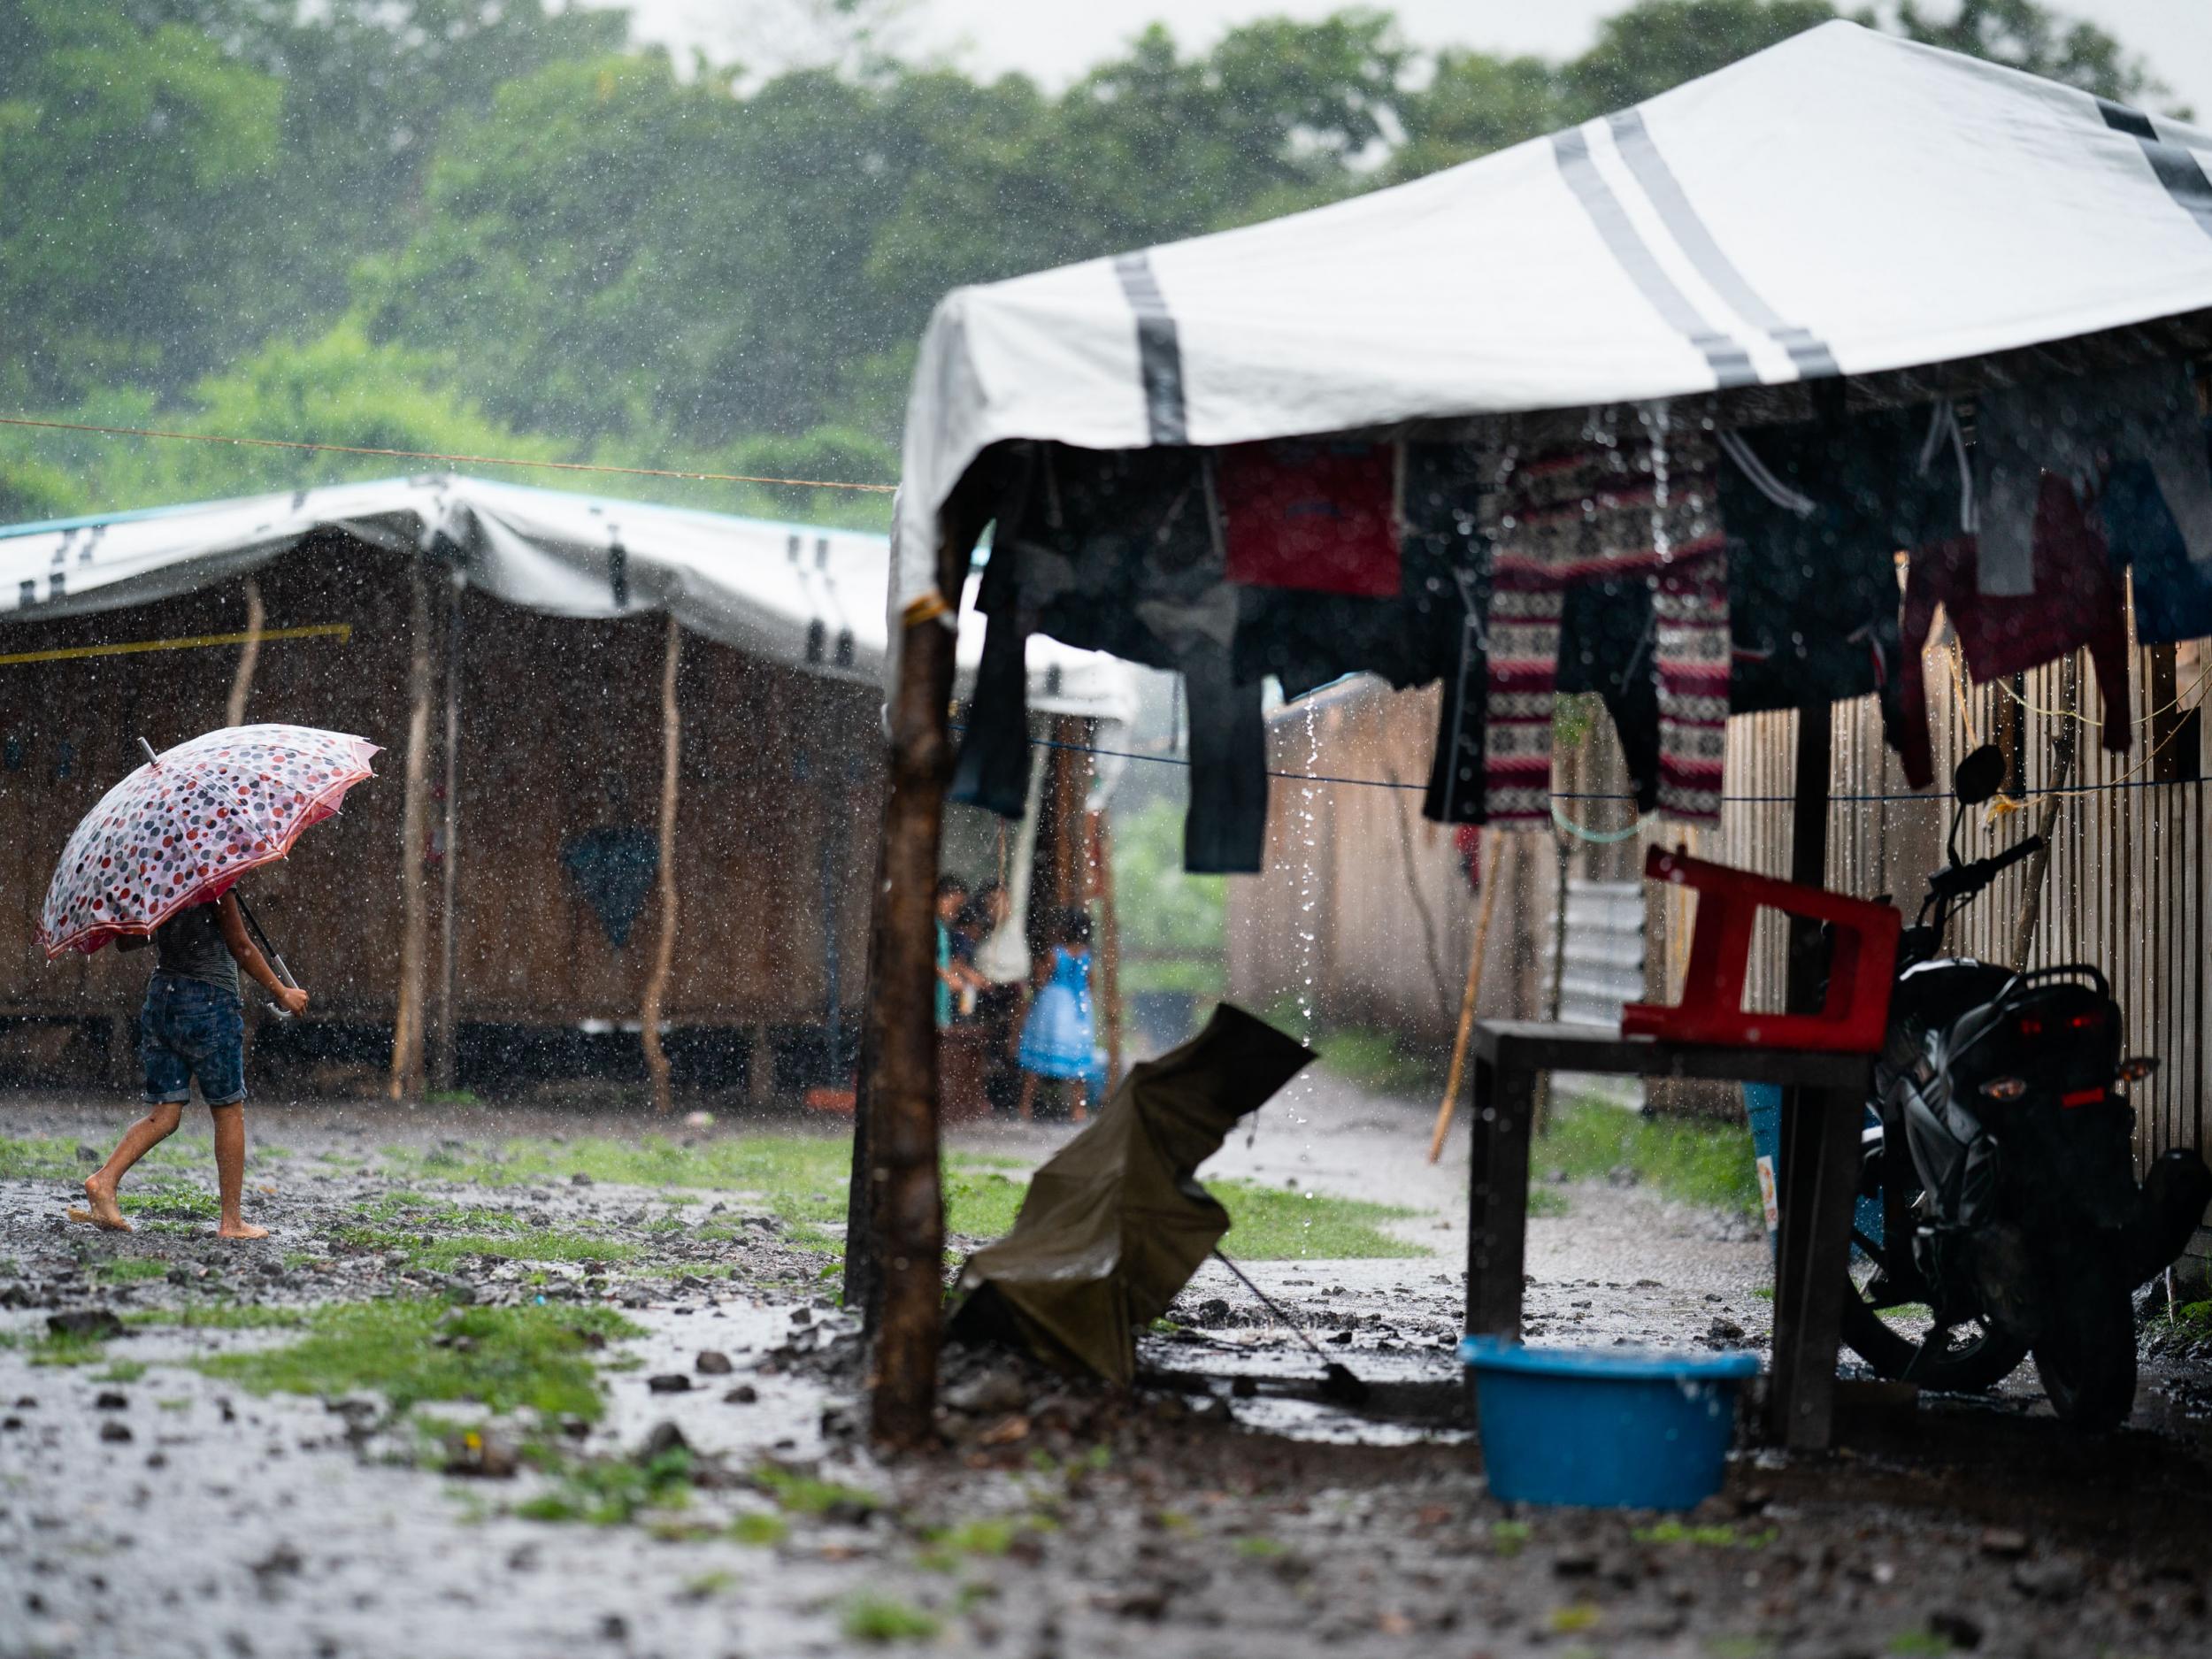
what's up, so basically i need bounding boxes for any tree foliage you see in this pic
[0,0,2176,527]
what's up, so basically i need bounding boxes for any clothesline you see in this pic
[0,414,901,494]
[1006,726,2212,806]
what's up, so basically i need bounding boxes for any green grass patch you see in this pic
[118,1184,219,1222]
[0,1134,210,1181]
[513,1441,693,1525]
[197,1301,641,1420]
[944,1166,1028,1240]
[1301,1025,1447,1100]
[95,1257,173,1284]
[125,1303,309,1331]
[1233,1534,1288,1559]
[730,1511,789,1548]
[1633,1521,1776,1549]
[1537,1100,1761,1218]
[1491,1520,1533,1556]
[1528,1187,1571,1218]
[841,1595,941,1645]
[752,1464,884,1517]
[26,1330,110,1367]
[1888,1632,1953,1658]
[1213,1180,1423,1259]
[93,1360,149,1383]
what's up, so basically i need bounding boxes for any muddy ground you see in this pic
[4,1076,2209,1659]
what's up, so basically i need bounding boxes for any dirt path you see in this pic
[4,1087,2208,1658]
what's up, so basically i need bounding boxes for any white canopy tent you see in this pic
[892,19,2212,614]
[856,20,2212,1451]
[0,473,1136,726]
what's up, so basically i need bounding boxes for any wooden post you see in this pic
[428,575,465,1094]
[1091,806,1124,1093]
[641,616,683,1115]
[225,579,264,728]
[1429,832,1507,1164]
[1770,703,1841,1447]
[863,511,975,1450]
[388,558,434,1102]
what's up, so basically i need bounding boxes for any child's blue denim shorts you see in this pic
[141,972,246,1108]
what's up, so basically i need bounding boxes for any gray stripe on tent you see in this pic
[2099,99,2212,242]
[1550,128,1760,391]
[1112,251,1190,445]
[1606,111,1839,381]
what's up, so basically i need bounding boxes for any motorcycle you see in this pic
[1838,743,2212,1427]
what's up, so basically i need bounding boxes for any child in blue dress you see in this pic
[1018,906,1095,1123]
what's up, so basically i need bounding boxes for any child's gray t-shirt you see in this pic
[154,902,240,1000]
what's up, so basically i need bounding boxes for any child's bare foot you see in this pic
[78,1176,131,1232]
[218,1219,270,1241]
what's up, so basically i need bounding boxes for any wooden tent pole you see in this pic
[1428,832,1505,1165]
[1091,804,1124,1094]
[224,579,264,728]
[864,511,975,1450]
[641,615,683,1115]
[388,559,434,1102]
[429,574,465,1094]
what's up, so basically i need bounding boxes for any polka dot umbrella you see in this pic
[38,724,380,959]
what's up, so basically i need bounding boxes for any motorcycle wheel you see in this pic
[1839,1284,2029,1392]
[2031,1256,2137,1430]
[1837,1140,2027,1393]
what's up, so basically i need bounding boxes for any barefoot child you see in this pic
[76,889,308,1240]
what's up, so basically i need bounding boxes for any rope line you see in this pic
[0,624,350,667]
[0,414,899,494]
[1009,726,2212,805]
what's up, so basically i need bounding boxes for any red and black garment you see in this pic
[1478,426,1731,827]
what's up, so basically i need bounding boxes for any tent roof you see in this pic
[893,19,2212,608]
[0,473,1135,724]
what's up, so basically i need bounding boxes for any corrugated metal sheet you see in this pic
[1558,879,1645,1028]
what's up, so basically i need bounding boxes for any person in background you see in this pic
[956,881,1021,1112]
[74,888,308,1240]
[1018,905,1096,1123]
[935,876,971,1031]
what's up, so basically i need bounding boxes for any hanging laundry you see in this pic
[1717,404,1961,755]
[1898,473,2131,789]
[2109,452,2212,645]
[955,445,1267,873]
[1216,439,1401,596]
[1228,442,1488,705]
[1968,363,2212,597]
[560,826,659,948]
[1478,416,1729,827]
[1557,575,1661,815]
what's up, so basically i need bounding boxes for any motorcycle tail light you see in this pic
[2062,1087,2107,1109]
[2069,1011,2105,1030]
[2016,1017,2044,1038]
[2117,1056,2160,1083]
[1980,1076,2028,1101]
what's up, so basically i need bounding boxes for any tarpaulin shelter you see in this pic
[0,475,1133,1095]
[853,19,2212,1446]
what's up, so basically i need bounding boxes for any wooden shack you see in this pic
[0,479,1132,1096]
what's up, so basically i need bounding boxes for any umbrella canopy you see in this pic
[892,19,2212,612]
[949,1003,1315,1386]
[38,724,379,958]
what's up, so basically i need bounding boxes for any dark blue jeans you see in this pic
[141,972,245,1107]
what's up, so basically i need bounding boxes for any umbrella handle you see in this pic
[233,893,301,1012]
[138,736,159,768]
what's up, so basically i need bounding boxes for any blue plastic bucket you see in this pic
[1459,1338,1758,1510]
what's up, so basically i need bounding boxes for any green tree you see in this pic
[0,0,280,403]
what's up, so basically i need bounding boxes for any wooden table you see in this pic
[1465,1021,1873,1450]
